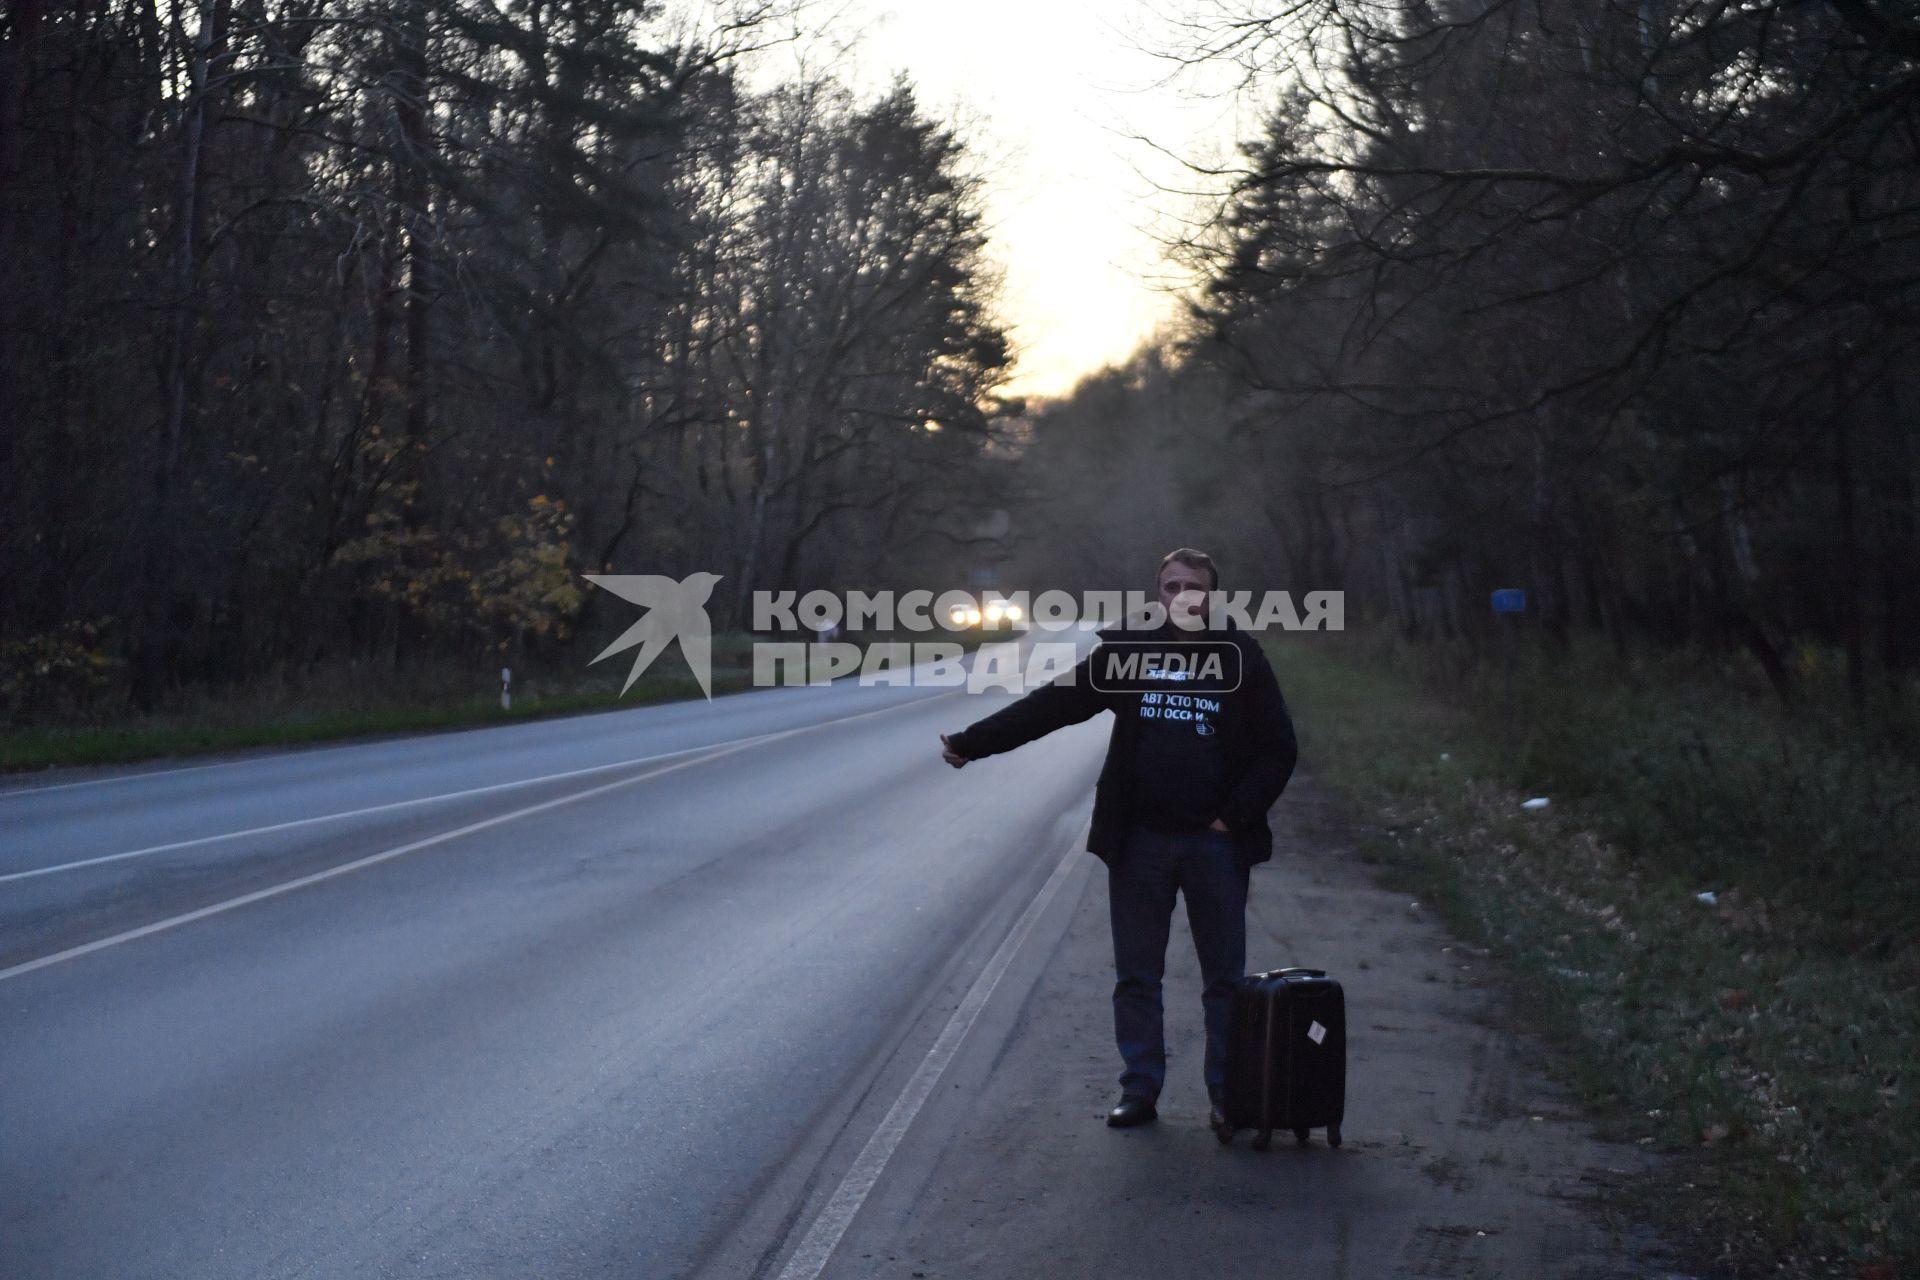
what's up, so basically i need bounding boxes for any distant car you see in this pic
[947,596,1025,629]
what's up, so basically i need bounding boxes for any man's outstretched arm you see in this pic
[939,645,1110,768]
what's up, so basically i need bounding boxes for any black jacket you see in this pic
[946,619,1298,868]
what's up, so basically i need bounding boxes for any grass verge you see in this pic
[1268,632,1915,1280]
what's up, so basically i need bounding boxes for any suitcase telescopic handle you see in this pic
[1268,967,1325,978]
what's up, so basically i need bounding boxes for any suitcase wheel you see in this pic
[1294,1127,1311,1146]
[1327,1125,1342,1149]
[1251,1129,1272,1152]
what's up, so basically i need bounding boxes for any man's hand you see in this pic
[1208,818,1231,833]
[940,733,970,769]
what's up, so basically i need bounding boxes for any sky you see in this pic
[772,1,1258,402]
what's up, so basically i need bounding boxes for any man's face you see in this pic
[1157,560,1212,631]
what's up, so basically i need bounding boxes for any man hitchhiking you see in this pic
[938,549,1298,1133]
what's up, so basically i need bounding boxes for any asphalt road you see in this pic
[1,644,1107,1279]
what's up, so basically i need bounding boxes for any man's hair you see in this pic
[1157,547,1219,592]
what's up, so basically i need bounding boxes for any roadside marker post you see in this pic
[1491,590,1526,770]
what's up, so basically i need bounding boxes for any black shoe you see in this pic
[1106,1094,1158,1128]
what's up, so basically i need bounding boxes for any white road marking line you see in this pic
[773,837,1087,1280]
[0,691,961,984]
[0,757,247,799]
[0,746,717,884]
[2,689,960,885]
[0,629,1081,804]
[0,673,953,799]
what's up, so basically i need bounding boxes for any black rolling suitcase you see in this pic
[1218,966,1346,1149]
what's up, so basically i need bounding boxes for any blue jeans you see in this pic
[1108,825,1249,1100]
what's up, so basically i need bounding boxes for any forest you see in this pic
[4,0,1917,728]
[1012,0,1919,720]
[1,0,1015,714]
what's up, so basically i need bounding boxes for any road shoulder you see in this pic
[822,774,1689,1278]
